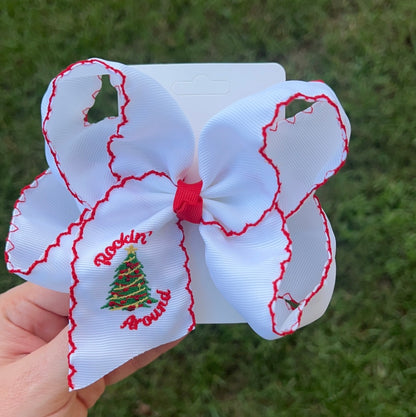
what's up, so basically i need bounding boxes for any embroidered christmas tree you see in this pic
[102,244,158,311]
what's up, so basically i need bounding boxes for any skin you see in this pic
[0,282,183,417]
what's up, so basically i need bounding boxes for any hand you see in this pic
[0,282,182,417]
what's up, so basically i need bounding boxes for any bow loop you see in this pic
[42,58,195,209]
[41,59,129,208]
[261,81,350,217]
[198,111,279,234]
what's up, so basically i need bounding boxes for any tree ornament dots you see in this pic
[102,244,158,311]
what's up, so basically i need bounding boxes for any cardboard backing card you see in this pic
[132,63,286,323]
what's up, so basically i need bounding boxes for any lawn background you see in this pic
[1,1,415,416]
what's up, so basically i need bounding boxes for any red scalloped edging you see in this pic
[269,104,314,129]
[197,86,347,337]
[268,205,293,336]
[199,100,283,237]
[42,58,130,209]
[5,170,90,277]
[265,92,349,220]
[82,75,102,127]
[273,195,333,337]
[7,62,349,388]
[176,220,196,332]
[296,195,333,331]
[199,88,348,238]
[106,75,129,183]
[261,88,345,336]
[5,170,50,267]
[68,170,196,389]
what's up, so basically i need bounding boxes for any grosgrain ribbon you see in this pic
[173,180,204,224]
[5,58,350,390]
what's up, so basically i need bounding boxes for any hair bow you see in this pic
[5,58,350,390]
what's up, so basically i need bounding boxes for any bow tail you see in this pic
[67,174,195,390]
[200,194,335,339]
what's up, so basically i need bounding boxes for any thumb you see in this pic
[0,327,104,417]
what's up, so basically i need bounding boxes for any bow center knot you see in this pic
[173,180,203,224]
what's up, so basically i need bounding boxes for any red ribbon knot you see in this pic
[173,180,203,224]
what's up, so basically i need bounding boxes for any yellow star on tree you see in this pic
[125,244,138,254]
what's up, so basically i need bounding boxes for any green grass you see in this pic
[1,1,415,415]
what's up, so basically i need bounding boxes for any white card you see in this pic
[132,63,286,323]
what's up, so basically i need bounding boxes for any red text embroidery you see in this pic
[94,229,152,266]
[120,289,171,330]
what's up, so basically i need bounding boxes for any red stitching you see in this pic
[10,210,88,276]
[268,97,315,131]
[120,289,172,329]
[268,205,293,336]
[304,196,333,309]
[67,170,195,388]
[265,92,348,219]
[199,104,282,236]
[5,171,89,276]
[42,58,130,209]
[94,230,152,267]
[46,76,345,384]
[198,88,346,336]
[273,195,333,337]
[82,75,102,127]
[261,90,345,336]
[107,73,129,183]
[68,247,80,389]
[285,103,315,125]
[278,293,301,311]
[199,90,346,236]
[176,220,196,332]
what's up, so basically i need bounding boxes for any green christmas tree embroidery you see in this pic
[102,244,158,311]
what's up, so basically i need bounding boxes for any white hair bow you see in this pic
[5,58,350,390]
